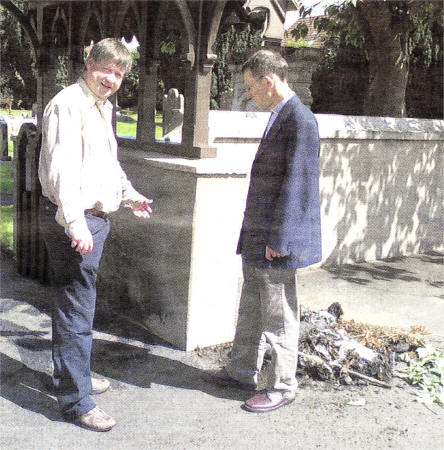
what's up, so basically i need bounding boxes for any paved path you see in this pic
[1,250,443,449]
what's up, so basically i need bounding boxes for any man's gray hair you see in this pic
[86,38,132,73]
[242,50,288,81]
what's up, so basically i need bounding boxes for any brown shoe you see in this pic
[74,407,116,432]
[202,368,256,391]
[91,378,110,395]
[243,391,295,413]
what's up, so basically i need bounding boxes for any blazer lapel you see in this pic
[254,95,296,161]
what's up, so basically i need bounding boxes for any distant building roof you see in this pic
[282,16,325,48]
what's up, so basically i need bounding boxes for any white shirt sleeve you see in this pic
[40,102,89,236]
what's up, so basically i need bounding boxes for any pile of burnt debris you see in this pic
[297,302,426,388]
[198,302,427,390]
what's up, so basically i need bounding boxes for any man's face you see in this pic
[243,69,272,111]
[84,58,125,100]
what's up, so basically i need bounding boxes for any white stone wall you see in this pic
[317,115,443,264]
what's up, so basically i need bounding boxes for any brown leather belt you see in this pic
[84,208,107,219]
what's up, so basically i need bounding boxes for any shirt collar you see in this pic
[271,90,295,115]
[78,77,113,111]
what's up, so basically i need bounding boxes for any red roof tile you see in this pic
[282,16,325,48]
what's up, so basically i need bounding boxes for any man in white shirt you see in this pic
[39,38,152,432]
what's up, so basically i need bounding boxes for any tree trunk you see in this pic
[360,2,409,117]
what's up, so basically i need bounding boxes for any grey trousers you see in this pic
[226,262,300,394]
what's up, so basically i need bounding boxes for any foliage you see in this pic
[284,38,310,49]
[119,50,140,109]
[211,24,262,109]
[398,345,444,406]
[0,5,36,108]
[157,29,186,110]
[299,0,443,117]
[55,55,69,90]
[296,0,443,68]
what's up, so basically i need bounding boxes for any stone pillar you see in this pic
[35,5,59,125]
[285,48,321,108]
[137,59,159,145]
[181,60,217,157]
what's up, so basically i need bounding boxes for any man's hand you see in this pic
[71,227,93,255]
[132,200,153,219]
[265,245,284,261]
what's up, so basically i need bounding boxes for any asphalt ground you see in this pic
[1,249,443,449]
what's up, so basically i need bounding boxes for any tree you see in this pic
[0,4,36,109]
[294,0,443,117]
[118,49,139,109]
[211,24,262,109]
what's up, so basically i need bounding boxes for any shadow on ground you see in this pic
[0,353,61,422]
[323,251,443,285]
[90,338,247,401]
[1,334,248,422]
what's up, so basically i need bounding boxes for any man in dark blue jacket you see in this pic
[206,50,321,413]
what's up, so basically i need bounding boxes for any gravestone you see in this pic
[162,88,184,143]
[0,117,11,161]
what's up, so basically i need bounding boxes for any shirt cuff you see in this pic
[66,216,89,237]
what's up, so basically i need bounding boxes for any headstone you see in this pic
[0,116,11,161]
[162,88,184,143]
[31,102,38,118]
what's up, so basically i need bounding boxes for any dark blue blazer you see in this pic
[237,93,322,269]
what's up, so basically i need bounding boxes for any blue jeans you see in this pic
[40,200,110,418]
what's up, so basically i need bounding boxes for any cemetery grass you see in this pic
[0,109,19,251]
[0,204,13,250]
[116,113,163,139]
[0,163,12,194]
[0,163,13,250]
[0,108,31,117]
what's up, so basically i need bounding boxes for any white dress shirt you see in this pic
[39,77,147,236]
[264,90,295,137]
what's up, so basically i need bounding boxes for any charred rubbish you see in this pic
[197,303,428,390]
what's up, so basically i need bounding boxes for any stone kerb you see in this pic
[162,88,184,143]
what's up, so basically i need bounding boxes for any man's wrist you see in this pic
[67,217,89,237]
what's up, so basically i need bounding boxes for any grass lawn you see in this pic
[0,163,13,195]
[0,108,32,117]
[117,113,164,139]
[0,205,13,250]
[0,162,13,250]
